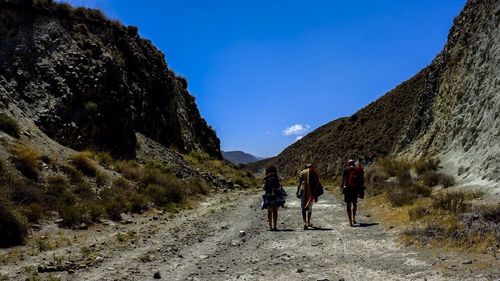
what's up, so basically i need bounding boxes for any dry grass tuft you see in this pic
[0,198,28,247]
[115,160,140,181]
[0,113,20,138]
[10,144,43,180]
[70,151,98,177]
[414,157,440,176]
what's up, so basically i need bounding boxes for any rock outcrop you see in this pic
[0,0,221,159]
[250,0,499,183]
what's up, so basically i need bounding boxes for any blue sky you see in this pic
[64,0,466,157]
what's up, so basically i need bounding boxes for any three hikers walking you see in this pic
[262,160,364,229]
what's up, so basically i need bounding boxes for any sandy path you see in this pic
[2,187,497,280]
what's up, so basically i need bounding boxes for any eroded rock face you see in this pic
[251,0,499,182]
[0,2,221,159]
[407,0,500,182]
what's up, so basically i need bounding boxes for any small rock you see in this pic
[78,223,88,230]
[462,260,473,264]
[297,268,304,273]
[153,271,161,279]
[120,213,133,224]
[239,231,246,237]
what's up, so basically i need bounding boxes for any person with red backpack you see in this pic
[340,159,364,226]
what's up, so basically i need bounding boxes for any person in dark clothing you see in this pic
[262,166,285,231]
[340,159,364,226]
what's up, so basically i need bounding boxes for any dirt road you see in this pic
[1,187,497,280]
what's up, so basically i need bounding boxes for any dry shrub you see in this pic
[187,151,211,162]
[94,151,113,167]
[21,203,45,223]
[385,184,431,207]
[365,166,389,196]
[58,203,89,227]
[115,160,140,180]
[60,164,84,183]
[99,185,148,220]
[377,156,411,178]
[188,178,210,196]
[96,172,109,188]
[141,183,185,206]
[414,157,440,176]
[70,151,98,177]
[431,191,468,214]
[0,198,28,247]
[10,144,42,180]
[421,171,440,187]
[408,204,431,221]
[422,171,455,187]
[386,189,419,207]
[0,113,20,138]
[439,174,455,188]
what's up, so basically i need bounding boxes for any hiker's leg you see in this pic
[301,208,307,225]
[307,210,312,226]
[267,209,272,229]
[272,208,278,229]
[346,203,353,226]
[353,202,357,224]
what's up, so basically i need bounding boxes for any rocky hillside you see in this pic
[250,0,500,183]
[0,0,221,159]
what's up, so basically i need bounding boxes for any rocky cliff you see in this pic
[251,0,499,183]
[0,0,221,159]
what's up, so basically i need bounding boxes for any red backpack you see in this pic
[347,167,363,188]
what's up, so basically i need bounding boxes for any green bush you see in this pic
[0,113,20,138]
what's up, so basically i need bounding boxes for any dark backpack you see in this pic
[264,174,280,194]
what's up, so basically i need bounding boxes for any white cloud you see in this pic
[295,135,303,141]
[282,124,310,136]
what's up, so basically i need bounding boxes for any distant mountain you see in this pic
[222,151,263,164]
